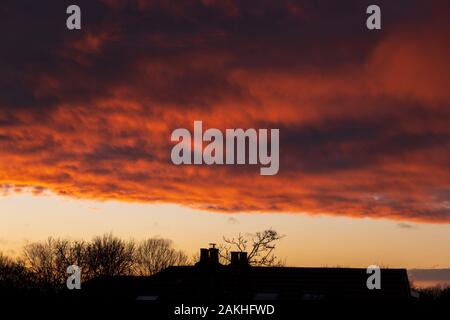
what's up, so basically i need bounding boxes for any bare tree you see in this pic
[220,229,285,266]
[0,252,34,291]
[53,239,87,281]
[134,238,188,276]
[22,234,183,284]
[23,238,89,288]
[54,239,86,266]
[84,233,135,277]
[23,238,61,288]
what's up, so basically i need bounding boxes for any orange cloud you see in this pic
[0,0,449,223]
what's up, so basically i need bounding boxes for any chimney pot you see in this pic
[209,247,219,264]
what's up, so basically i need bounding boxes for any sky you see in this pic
[0,0,449,286]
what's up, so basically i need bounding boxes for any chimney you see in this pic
[199,248,209,264]
[196,244,222,267]
[208,243,219,265]
[229,251,249,267]
[239,252,248,265]
[230,251,240,265]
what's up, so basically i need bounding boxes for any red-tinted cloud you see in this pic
[0,0,449,222]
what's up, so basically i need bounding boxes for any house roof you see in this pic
[84,265,411,302]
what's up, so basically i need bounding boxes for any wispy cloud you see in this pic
[397,223,417,230]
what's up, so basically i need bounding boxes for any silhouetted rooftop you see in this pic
[84,265,411,302]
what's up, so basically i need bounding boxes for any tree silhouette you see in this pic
[23,238,63,288]
[220,229,285,266]
[23,238,89,288]
[0,252,35,293]
[19,234,190,286]
[134,238,188,276]
[84,233,135,277]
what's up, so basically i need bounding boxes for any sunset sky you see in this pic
[1,1,449,286]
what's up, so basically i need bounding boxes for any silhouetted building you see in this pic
[84,246,411,302]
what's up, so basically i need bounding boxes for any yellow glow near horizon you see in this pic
[1,192,450,270]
